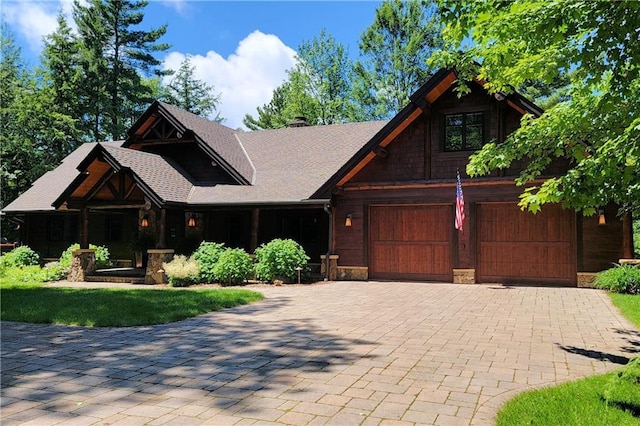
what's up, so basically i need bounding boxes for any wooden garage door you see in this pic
[477,203,575,285]
[369,205,452,281]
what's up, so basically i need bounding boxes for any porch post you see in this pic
[250,208,260,252]
[157,209,166,249]
[80,207,89,249]
[622,212,634,259]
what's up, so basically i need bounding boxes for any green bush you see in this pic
[0,246,40,268]
[163,255,200,287]
[254,238,309,283]
[1,265,45,282]
[595,264,640,294]
[41,261,69,282]
[603,357,640,410]
[192,241,225,283]
[213,248,253,286]
[59,243,112,269]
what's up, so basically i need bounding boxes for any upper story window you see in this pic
[444,112,484,151]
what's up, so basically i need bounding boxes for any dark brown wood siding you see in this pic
[578,204,624,271]
[369,205,452,281]
[476,203,576,285]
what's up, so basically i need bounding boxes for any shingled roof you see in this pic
[3,116,386,212]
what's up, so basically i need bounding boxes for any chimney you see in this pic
[288,116,309,128]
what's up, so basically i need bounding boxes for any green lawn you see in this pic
[610,293,640,328]
[0,280,263,326]
[496,292,640,425]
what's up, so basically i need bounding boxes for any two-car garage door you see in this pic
[369,203,575,285]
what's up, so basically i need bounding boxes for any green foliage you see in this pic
[192,241,225,284]
[595,264,640,294]
[59,243,112,269]
[0,246,39,268]
[162,55,223,120]
[354,0,444,119]
[213,248,254,286]
[0,285,264,326]
[162,255,200,287]
[603,357,640,413]
[243,30,354,129]
[434,0,640,214]
[73,0,170,140]
[254,239,309,283]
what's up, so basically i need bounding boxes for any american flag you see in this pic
[455,171,465,231]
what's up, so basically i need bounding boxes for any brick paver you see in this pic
[2,281,638,425]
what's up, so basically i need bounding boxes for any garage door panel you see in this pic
[477,204,575,285]
[370,205,452,281]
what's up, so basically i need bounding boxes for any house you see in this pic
[2,69,632,285]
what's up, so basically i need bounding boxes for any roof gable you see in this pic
[313,69,543,195]
[125,101,255,185]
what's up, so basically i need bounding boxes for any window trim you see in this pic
[444,112,485,152]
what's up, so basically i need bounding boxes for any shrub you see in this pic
[163,255,200,287]
[0,246,40,268]
[192,241,225,283]
[595,264,640,294]
[1,265,45,282]
[59,244,112,269]
[254,238,309,283]
[213,248,253,286]
[41,261,69,282]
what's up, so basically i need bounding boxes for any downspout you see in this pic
[323,202,332,281]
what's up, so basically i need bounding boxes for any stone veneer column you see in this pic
[145,249,175,284]
[320,255,339,281]
[67,249,96,282]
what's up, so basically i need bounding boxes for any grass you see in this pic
[0,280,263,326]
[496,292,640,425]
[496,373,639,426]
[610,293,640,328]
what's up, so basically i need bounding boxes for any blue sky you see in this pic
[3,1,383,129]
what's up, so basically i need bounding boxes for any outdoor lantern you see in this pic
[345,213,352,227]
[140,215,149,228]
[188,214,197,228]
[598,208,606,225]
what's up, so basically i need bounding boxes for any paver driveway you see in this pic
[1,281,638,425]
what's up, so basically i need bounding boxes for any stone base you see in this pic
[67,249,96,282]
[577,272,598,288]
[145,249,175,284]
[320,255,339,281]
[453,269,476,284]
[336,266,368,281]
[619,259,640,266]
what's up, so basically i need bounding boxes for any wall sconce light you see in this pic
[140,215,149,228]
[598,208,606,225]
[187,214,197,228]
[345,213,352,227]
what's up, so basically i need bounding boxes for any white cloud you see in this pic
[2,1,63,52]
[162,30,297,130]
[159,0,189,15]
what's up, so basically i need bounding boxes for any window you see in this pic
[444,112,484,151]
[48,218,65,241]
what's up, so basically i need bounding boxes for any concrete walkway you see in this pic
[1,281,638,425]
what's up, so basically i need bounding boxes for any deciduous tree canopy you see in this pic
[434,0,640,214]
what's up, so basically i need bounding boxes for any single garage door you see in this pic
[476,203,575,285]
[369,205,452,281]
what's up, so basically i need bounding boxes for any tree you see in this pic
[434,0,640,215]
[243,30,353,130]
[162,55,223,120]
[0,25,77,211]
[354,0,444,119]
[73,0,170,140]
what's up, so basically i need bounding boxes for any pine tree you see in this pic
[73,0,170,141]
[162,55,222,120]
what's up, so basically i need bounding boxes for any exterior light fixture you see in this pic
[187,214,197,228]
[345,213,352,227]
[140,215,149,228]
[598,208,606,225]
